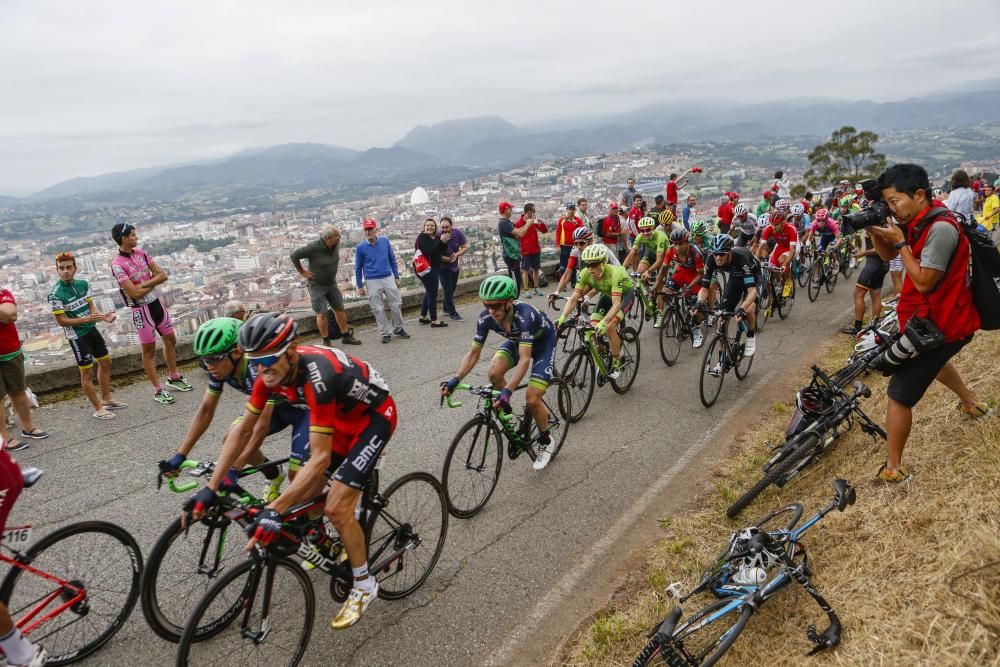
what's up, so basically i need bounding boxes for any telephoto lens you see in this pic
[868,332,918,375]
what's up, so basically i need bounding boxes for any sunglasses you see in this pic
[199,352,231,369]
[483,301,506,311]
[712,252,730,258]
[574,241,589,246]
[585,261,606,269]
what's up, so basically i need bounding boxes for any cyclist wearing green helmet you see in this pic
[159,316,310,498]
[690,220,708,250]
[442,275,559,470]
[623,216,669,279]
[555,244,635,379]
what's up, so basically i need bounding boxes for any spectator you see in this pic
[0,288,47,451]
[576,198,592,236]
[945,169,975,222]
[867,163,987,483]
[290,225,361,346]
[514,203,548,298]
[755,191,773,218]
[555,202,583,284]
[599,203,624,262]
[416,218,449,327]
[773,170,791,198]
[717,195,734,235]
[497,202,528,296]
[111,223,193,404]
[979,181,999,244]
[355,219,410,344]
[222,299,248,320]
[648,195,669,228]
[665,172,690,215]
[620,178,638,208]
[439,217,469,321]
[682,194,697,230]
[840,231,889,335]
[49,252,126,420]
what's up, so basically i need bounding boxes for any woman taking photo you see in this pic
[416,218,449,327]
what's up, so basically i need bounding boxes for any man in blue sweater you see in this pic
[355,219,410,344]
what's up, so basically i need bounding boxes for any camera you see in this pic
[839,178,892,235]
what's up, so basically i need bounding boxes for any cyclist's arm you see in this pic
[602,292,624,325]
[554,260,575,294]
[176,391,222,458]
[558,287,585,321]
[452,344,484,382]
[622,246,638,267]
[145,260,169,287]
[267,432,333,514]
[741,285,758,313]
[204,406,261,491]
[118,278,152,301]
[647,250,666,274]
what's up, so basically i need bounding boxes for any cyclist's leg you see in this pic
[0,450,33,662]
[488,341,517,390]
[526,334,557,434]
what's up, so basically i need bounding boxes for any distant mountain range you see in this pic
[8,88,1000,208]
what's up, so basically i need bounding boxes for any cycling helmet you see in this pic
[796,386,833,416]
[238,312,298,356]
[637,216,656,230]
[572,226,594,242]
[193,317,241,357]
[690,220,707,236]
[775,198,791,212]
[581,244,609,263]
[814,208,829,221]
[758,212,771,227]
[839,195,854,208]
[790,203,805,216]
[769,210,787,224]
[479,275,518,301]
[659,209,676,225]
[670,228,689,244]
[733,203,749,217]
[710,234,734,254]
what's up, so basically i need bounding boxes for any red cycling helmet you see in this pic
[814,208,829,221]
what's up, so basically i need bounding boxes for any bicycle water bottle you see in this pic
[498,407,522,444]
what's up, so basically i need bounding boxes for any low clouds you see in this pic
[1,0,997,194]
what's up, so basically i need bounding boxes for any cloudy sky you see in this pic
[2,0,998,195]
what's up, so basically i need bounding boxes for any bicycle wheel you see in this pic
[625,294,644,335]
[733,327,754,380]
[367,471,448,600]
[672,599,753,666]
[797,254,811,288]
[726,433,820,518]
[807,261,822,302]
[533,380,571,461]
[560,347,595,423]
[610,326,641,394]
[699,335,725,408]
[140,511,245,643]
[825,262,838,293]
[777,277,795,319]
[659,309,682,366]
[756,282,772,332]
[841,245,856,278]
[175,557,313,667]
[751,503,805,533]
[442,417,503,518]
[0,521,142,666]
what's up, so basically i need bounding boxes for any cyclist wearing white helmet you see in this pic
[550,227,619,297]
[732,203,758,248]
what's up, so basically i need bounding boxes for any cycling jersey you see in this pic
[48,278,95,340]
[473,301,555,348]
[761,224,798,254]
[809,220,839,237]
[633,229,669,255]
[246,345,395,457]
[701,247,761,290]
[662,245,705,286]
[111,247,159,307]
[734,213,758,236]
[575,263,634,297]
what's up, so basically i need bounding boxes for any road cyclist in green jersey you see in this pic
[441,275,560,470]
[555,244,635,380]
[624,216,669,282]
[48,251,128,420]
[157,317,309,503]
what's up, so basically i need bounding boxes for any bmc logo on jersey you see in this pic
[346,379,378,405]
[351,434,384,472]
[306,361,328,394]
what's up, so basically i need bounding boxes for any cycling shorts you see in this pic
[637,246,658,266]
[668,267,701,293]
[231,401,311,470]
[594,288,636,323]
[720,275,753,312]
[494,335,557,390]
[130,298,174,345]
[735,231,755,248]
[68,329,110,369]
[667,277,700,296]
[0,449,23,535]
[768,246,792,267]
[817,234,837,251]
[324,398,396,490]
[857,257,888,290]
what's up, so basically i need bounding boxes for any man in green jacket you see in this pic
[290,226,361,346]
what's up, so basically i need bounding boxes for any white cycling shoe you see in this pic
[744,336,757,357]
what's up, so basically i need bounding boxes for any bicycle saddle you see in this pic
[21,467,43,488]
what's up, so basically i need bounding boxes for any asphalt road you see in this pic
[10,279,857,666]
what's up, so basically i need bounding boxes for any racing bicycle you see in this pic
[698,308,754,408]
[757,263,795,330]
[806,248,839,302]
[658,287,704,367]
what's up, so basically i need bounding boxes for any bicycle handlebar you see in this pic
[164,459,202,493]
[441,383,503,409]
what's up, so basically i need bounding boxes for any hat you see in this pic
[566,202,576,209]
[729,191,740,200]
[609,202,619,209]
[362,218,377,230]
[498,201,513,213]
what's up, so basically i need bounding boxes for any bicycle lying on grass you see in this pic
[632,479,857,667]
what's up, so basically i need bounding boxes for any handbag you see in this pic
[412,249,431,277]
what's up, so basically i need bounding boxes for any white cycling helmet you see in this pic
[775,199,791,212]
[791,203,805,216]
[757,212,770,227]
[734,202,749,217]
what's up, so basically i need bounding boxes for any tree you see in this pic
[803,126,886,190]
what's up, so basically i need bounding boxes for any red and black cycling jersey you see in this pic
[246,345,392,455]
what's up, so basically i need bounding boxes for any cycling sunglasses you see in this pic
[585,261,606,269]
[198,352,232,369]
[482,301,506,311]
[712,252,731,258]
[248,353,285,368]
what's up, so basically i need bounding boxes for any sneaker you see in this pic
[153,389,175,404]
[264,473,286,504]
[607,361,621,381]
[708,363,722,377]
[876,463,912,483]
[331,582,379,630]
[448,313,465,321]
[10,644,47,667]
[523,291,532,299]
[533,289,544,297]
[4,439,28,452]
[692,328,704,348]
[849,257,857,268]
[341,329,363,345]
[394,328,411,339]
[840,325,860,335]
[381,335,391,344]
[533,436,554,471]
[653,313,663,328]
[165,376,193,392]
[744,336,756,357]
[958,401,992,419]
[782,280,793,298]
[19,428,49,440]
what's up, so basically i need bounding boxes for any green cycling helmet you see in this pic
[581,243,609,263]
[479,275,518,302]
[637,216,656,230]
[690,220,707,236]
[193,317,241,357]
[839,195,854,208]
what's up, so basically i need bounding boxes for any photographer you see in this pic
[865,164,989,483]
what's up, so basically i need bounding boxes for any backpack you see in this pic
[925,207,1000,330]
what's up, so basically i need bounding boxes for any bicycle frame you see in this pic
[0,546,85,636]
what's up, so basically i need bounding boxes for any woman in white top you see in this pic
[945,169,974,221]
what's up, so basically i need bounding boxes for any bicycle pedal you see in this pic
[665,582,684,600]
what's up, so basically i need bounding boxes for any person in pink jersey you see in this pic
[111,223,193,404]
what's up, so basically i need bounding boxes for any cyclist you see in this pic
[442,275,559,471]
[804,208,841,255]
[623,217,669,281]
[732,203,758,248]
[693,234,760,366]
[551,228,619,296]
[654,229,706,344]
[158,317,309,502]
[759,210,799,297]
[690,220,709,251]
[789,202,808,238]
[187,313,397,630]
[555,244,635,380]
[750,212,771,260]
[0,436,46,666]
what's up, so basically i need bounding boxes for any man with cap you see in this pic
[497,201,531,296]
[515,203,549,298]
[555,202,583,284]
[354,219,410,344]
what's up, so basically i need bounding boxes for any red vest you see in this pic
[897,204,980,342]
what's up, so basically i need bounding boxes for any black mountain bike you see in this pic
[633,480,857,666]
[726,366,885,518]
[699,308,754,408]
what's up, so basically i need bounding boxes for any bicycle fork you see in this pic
[784,557,841,655]
[241,557,277,644]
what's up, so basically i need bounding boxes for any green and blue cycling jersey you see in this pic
[473,302,557,390]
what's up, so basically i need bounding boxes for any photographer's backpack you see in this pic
[926,207,1000,330]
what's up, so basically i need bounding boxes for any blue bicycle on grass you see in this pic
[632,479,857,666]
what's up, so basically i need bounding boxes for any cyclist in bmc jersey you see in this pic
[188,313,396,631]
[623,217,669,281]
[654,228,706,343]
[694,235,760,357]
[555,244,635,379]
[443,276,559,470]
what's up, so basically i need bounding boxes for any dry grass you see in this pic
[563,332,1000,667]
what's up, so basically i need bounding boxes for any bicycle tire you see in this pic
[807,261,822,302]
[797,255,811,288]
[777,278,795,319]
[560,347,595,422]
[0,521,142,666]
[733,327,754,381]
[175,557,313,667]
[539,380,571,461]
[825,262,838,293]
[610,326,641,394]
[672,600,753,666]
[756,282,772,332]
[658,308,681,366]
[726,434,819,518]
[367,471,448,599]
[841,246,856,278]
[442,416,503,518]
[699,334,725,408]
[625,293,644,335]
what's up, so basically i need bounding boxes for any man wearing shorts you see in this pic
[841,231,889,335]
[111,223,192,404]
[0,290,48,451]
[291,226,361,346]
[49,252,127,420]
